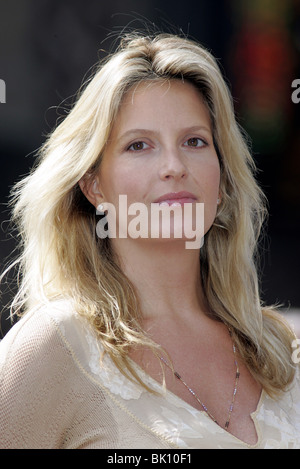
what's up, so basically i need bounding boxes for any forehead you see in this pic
[111,79,212,134]
[122,78,206,108]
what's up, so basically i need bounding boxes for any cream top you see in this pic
[0,301,299,449]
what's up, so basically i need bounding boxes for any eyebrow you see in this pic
[117,125,212,142]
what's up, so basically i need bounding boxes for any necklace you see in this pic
[159,328,240,430]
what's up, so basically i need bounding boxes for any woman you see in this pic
[0,33,299,449]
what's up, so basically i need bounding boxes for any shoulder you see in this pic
[0,298,109,389]
[0,301,73,362]
[273,365,300,428]
[0,300,103,448]
[0,301,75,383]
[0,299,104,398]
[291,365,300,406]
[0,299,97,367]
[279,365,300,437]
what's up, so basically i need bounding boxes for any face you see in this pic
[90,79,220,247]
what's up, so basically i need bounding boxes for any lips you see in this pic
[153,191,197,206]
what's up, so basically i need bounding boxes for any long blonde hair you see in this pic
[5,33,296,396]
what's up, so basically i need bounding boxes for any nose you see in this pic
[158,148,188,181]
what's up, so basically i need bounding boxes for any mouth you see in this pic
[153,191,198,206]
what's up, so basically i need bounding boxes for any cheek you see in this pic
[200,160,221,198]
[99,160,144,204]
[208,165,221,197]
[201,163,220,231]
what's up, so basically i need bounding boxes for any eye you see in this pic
[127,141,150,151]
[183,137,207,148]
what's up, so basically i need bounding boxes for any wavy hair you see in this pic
[4,33,296,396]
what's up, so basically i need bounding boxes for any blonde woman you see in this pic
[0,33,299,449]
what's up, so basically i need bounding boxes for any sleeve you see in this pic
[0,310,79,449]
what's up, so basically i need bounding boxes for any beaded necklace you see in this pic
[159,329,240,430]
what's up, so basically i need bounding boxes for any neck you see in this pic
[112,238,208,322]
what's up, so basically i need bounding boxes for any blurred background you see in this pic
[0,0,299,337]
